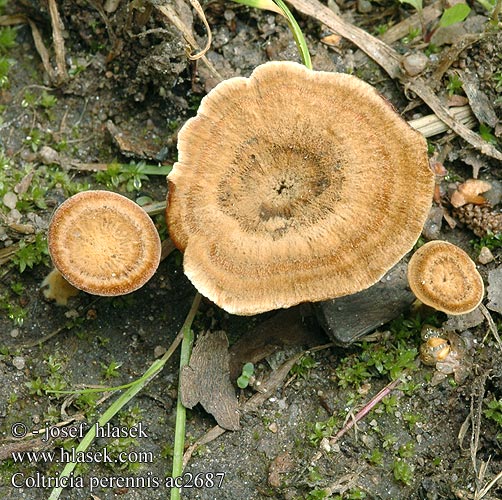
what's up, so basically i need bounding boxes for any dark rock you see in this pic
[314,258,414,346]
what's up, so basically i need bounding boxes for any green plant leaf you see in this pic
[399,0,423,12]
[439,3,471,27]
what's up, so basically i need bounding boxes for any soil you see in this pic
[1,1,502,499]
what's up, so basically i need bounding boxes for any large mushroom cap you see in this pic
[407,240,484,315]
[48,190,161,296]
[167,61,434,315]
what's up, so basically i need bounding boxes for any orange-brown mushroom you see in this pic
[407,240,484,315]
[167,61,434,315]
[47,190,161,296]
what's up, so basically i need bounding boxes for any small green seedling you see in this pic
[393,459,414,485]
[237,362,254,389]
[446,74,463,95]
[101,360,122,379]
[94,161,172,192]
[290,354,317,378]
[12,233,49,273]
[439,3,471,27]
[479,123,498,145]
[484,398,502,427]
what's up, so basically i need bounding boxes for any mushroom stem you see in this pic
[41,268,79,306]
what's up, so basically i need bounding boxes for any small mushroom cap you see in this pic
[48,190,161,296]
[407,240,484,315]
[167,61,434,315]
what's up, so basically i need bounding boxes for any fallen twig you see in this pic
[47,0,69,84]
[330,377,402,444]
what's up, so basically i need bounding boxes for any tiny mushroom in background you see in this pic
[167,61,434,315]
[407,240,484,315]
[45,190,161,301]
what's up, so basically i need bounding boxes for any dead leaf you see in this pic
[181,330,240,431]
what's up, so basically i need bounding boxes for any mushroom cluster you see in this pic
[167,61,434,315]
[47,190,161,298]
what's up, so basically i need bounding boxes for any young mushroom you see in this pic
[407,240,484,315]
[167,61,434,315]
[46,190,161,298]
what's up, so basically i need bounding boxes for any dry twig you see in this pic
[47,0,69,84]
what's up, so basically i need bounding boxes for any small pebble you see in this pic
[10,328,19,338]
[64,309,79,319]
[38,145,60,165]
[12,356,26,370]
[268,422,278,433]
[402,52,429,76]
[320,437,331,452]
[2,192,17,210]
[478,246,494,264]
[357,0,373,13]
[154,345,166,358]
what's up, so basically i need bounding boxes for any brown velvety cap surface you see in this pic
[407,240,484,315]
[167,61,434,315]
[48,190,161,296]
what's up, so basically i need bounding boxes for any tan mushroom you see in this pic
[167,61,434,315]
[47,190,161,296]
[407,240,484,315]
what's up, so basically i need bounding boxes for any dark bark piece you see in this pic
[180,330,240,431]
[314,258,414,346]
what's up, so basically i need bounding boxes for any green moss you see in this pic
[392,459,414,485]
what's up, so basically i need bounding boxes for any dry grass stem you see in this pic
[409,105,476,137]
[27,19,55,82]
[330,377,402,444]
[48,0,69,84]
[479,304,502,351]
[156,3,221,81]
[185,0,212,60]
[379,1,442,44]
